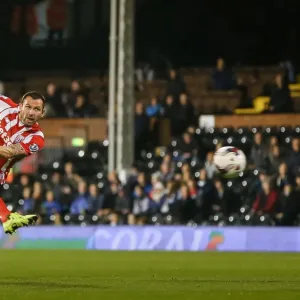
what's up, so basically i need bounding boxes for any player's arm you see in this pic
[0,134,44,159]
[0,144,27,159]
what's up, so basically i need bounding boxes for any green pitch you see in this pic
[0,250,299,300]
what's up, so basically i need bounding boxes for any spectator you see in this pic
[64,162,81,191]
[72,94,89,118]
[149,181,165,215]
[212,178,240,217]
[268,136,279,150]
[48,172,62,202]
[197,168,214,220]
[18,174,31,199]
[150,172,160,189]
[32,181,43,213]
[111,188,130,225]
[165,69,186,100]
[129,185,150,225]
[157,163,173,184]
[70,181,89,215]
[182,169,193,183]
[100,182,118,222]
[161,153,176,173]
[18,187,34,215]
[268,145,285,174]
[162,95,177,119]
[125,165,139,199]
[41,190,61,224]
[197,169,213,194]
[136,172,152,196]
[250,132,268,169]
[178,132,198,161]
[71,94,98,118]
[187,179,198,197]
[211,57,235,90]
[286,138,300,174]
[160,180,177,215]
[87,183,104,214]
[45,82,66,117]
[177,93,196,133]
[134,102,150,159]
[60,184,74,214]
[66,80,83,116]
[204,151,218,179]
[277,184,300,226]
[107,171,120,186]
[172,184,197,224]
[162,95,178,135]
[146,97,162,117]
[272,163,291,192]
[246,170,268,206]
[268,73,293,113]
[251,180,278,217]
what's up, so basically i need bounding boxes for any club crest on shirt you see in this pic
[14,135,24,143]
[29,143,39,153]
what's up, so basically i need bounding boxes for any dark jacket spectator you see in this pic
[165,69,186,100]
[212,178,240,217]
[177,93,195,132]
[178,133,198,159]
[277,185,300,225]
[250,132,268,169]
[45,83,66,117]
[286,138,300,174]
[269,73,293,113]
[134,102,150,140]
[87,184,104,214]
[211,58,235,90]
[172,184,197,223]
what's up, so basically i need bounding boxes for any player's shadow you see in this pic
[0,281,104,289]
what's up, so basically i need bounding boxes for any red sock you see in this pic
[0,197,10,222]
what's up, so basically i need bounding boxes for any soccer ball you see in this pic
[213,146,247,178]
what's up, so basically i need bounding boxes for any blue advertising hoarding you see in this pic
[0,226,299,252]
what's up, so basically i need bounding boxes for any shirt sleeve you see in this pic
[0,95,17,113]
[20,134,44,155]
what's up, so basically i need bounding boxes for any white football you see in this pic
[213,146,247,178]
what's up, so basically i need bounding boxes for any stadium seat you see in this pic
[289,83,300,91]
[234,96,270,114]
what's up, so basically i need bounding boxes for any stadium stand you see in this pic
[1,65,300,227]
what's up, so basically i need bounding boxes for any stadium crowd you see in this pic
[1,59,298,227]
[2,57,293,120]
[3,122,300,227]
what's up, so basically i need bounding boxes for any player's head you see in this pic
[19,91,45,126]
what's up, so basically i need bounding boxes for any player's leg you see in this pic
[0,197,10,223]
[0,197,38,234]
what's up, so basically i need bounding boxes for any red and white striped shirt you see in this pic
[0,95,44,182]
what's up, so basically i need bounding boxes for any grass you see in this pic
[0,250,299,300]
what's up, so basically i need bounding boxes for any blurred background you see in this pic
[1,0,300,228]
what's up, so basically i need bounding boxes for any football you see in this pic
[213,146,247,178]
